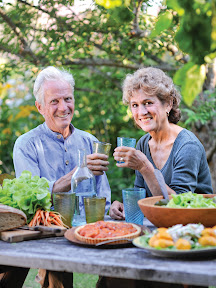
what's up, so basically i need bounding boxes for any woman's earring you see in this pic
[166,111,169,117]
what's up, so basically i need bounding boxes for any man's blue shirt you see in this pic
[13,122,111,213]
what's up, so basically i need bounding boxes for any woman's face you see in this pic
[130,89,170,133]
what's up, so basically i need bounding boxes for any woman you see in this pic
[110,67,213,220]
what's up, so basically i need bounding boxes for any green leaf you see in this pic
[173,62,194,86]
[150,11,173,38]
[0,171,51,222]
[36,190,49,200]
[204,51,216,63]
[174,63,206,106]
[19,170,32,180]
[167,192,216,208]
[166,0,184,16]
[95,0,130,9]
[182,64,206,106]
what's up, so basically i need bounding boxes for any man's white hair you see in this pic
[33,66,75,104]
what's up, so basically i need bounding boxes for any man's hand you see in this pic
[109,200,125,220]
[87,153,109,176]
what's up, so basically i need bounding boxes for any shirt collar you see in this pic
[43,122,75,142]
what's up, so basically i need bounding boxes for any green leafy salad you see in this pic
[155,192,216,208]
[0,170,51,222]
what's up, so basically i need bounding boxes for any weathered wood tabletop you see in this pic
[0,219,216,287]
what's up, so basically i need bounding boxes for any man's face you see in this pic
[36,80,74,137]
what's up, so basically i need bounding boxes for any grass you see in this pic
[23,269,99,288]
[23,269,40,288]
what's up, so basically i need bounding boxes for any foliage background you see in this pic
[0,0,216,200]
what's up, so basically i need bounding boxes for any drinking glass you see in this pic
[122,188,146,225]
[53,192,76,228]
[93,141,112,156]
[117,137,136,163]
[84,197,106,223]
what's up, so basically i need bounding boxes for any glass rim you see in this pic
[122,188,146,192]
[117,137,136,141]
[84,196,106,200]
[54,191,76,195]
[93,141,111,146]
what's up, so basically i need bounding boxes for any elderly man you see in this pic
[13,66,111,210]
[12,66,111,288]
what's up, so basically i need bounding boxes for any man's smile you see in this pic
[56,113,71,118]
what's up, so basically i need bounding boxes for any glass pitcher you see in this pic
[71,149,96,226]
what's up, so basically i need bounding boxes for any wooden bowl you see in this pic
[138,194,216,228]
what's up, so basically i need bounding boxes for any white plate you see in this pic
[133,236,216,258]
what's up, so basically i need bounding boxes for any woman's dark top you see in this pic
[135,129,213,197]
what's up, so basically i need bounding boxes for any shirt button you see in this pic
[65,147,67,152]
[57,134,61,139]
[65,160,69,165]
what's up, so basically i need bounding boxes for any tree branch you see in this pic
[75,87,102,94]
[90,67,122,89]
[0,7,38,64]
[64,58,177,71]
[17,0,48,14]
[206,139,216,163]
[130,0,150,37]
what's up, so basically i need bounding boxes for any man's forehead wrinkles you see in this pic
[45,90,73,99]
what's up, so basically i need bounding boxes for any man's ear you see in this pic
[35,101,44,116]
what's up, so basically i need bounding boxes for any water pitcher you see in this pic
[71,149,96,226]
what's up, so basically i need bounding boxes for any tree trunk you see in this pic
[192,61,216,193]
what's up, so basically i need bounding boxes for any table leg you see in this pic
[0,267,29,288]
[96,277,208,288]
[36,269,73,288]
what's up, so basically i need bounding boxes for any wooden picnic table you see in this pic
[0,218,215,287]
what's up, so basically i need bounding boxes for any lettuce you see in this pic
[0,170,51,222]
[166,192,216,208]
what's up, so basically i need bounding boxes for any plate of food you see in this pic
[65,220,150,248]
[133,223,216,258]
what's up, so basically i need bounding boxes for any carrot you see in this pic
[29,209,41,227]
[28,209,69,228]
[45,211,50,226]
[36,214,41,226]
[50,217,63,226]
[40,210,45,225]
[50,214,64,226]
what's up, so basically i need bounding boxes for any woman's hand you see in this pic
[109,201,125,220]
[113,147,150,173]
[87,153,109,176]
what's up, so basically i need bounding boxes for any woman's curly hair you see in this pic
[122,67,181,124]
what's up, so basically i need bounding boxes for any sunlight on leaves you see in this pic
[150,10,173,38]
[166,0,184,16]
[95,0,130,9]
[174,63,206,107]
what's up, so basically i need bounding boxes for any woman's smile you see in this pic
[130,89,168,132]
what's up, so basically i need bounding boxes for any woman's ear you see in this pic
[166,99,173,114]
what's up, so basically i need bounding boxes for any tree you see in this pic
[0,0,215,193]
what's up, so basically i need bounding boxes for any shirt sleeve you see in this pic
[134,136,212,195]
[13,139,54,192]
[169,142,203,194]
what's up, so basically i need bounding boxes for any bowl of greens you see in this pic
[138,192,216,228]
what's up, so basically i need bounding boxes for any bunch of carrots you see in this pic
[28,209,68,228]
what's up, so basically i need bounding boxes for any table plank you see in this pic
[0,236,216,286]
